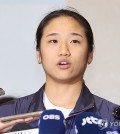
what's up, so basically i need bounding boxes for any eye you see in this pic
[48,40,58,44]
[70,40,80,44]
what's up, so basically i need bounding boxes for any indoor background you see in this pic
[0,0,120,104]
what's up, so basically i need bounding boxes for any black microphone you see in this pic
[10,123,32,132]
[38,109,66,134]
[113,106,120,120]
[74,112,108,134]
[0,88,5,96]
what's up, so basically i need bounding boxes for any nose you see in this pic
[58,44,71,57]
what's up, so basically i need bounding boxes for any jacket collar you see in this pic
[28,84,46,112]
[73,83,95,113]
[31,83,95,114]
[65,83,96,120]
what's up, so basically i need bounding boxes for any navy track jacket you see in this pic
[0,83,120,133]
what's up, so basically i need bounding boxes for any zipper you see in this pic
[65,104,95,121]
[65,105,95,134]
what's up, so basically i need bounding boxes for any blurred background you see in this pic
[0,0,120,104]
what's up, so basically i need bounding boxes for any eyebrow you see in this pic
[46,33,59,37]
[70,32,83,38]
[46,32,83,38]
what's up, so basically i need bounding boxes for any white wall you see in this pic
[0,0,66,97]
[0,0,120,105]
[67,0,120,104]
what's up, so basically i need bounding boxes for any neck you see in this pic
[44,79,83,109]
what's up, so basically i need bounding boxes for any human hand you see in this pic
[0,116,39,133]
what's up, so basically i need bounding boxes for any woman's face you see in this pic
[37,16,93,83]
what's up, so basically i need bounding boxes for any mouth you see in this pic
[57,61,71,69]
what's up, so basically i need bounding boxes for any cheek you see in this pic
[73,48,88,62]
[40,41,54,58]
[72,49,88,72]
[41,48,57,60]
[40,46,58,68]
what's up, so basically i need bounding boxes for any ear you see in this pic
[87,51,93,64]
[36,50,41,64]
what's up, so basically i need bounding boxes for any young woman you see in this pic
[0,8,119,133]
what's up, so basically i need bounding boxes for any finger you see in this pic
[33,116,40,120]
[0,119,25,129]
[24,116,39,123]
[24,117,34,122]
[0,125,14,133]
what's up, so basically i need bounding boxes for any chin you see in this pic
[52,75,79,83]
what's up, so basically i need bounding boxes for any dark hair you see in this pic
[36,8,94,52]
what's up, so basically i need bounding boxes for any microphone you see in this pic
[10,122,32,132]
[106,127,119,134]
[113,106,120,120]
[0,88,5,96]
[74,112,108,134]
[38,109,65,134]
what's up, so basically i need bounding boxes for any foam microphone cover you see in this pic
[106,127,119,134]
[10,122,32,132]
[39,109,65,134]
[75,112,108,134]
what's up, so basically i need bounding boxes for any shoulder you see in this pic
[93,94,118,121]
[0,91,39,117]
[93,95,120,131]
[93,94,118,111]
[14,92,37,111]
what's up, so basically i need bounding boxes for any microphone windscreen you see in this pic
[75,112,108,134]
[106,127,119,134]
[39,109,65,134]
[10,122,32,132]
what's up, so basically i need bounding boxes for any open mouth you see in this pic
[57,61,71,69]
[59,61,69,65]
